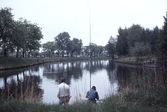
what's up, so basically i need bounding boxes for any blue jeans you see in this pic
[88,99,96,103]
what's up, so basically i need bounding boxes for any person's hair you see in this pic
[92,86,96,90]
[61,78,66,82]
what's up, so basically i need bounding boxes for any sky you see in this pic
[0,0,167,46]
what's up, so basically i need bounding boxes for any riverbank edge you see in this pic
[113,60,143,65]
[0,57,110,71]
[0,56,159,71]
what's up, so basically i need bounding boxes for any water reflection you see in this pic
[41,60,117,104]
[0,60,166,104]
[0,70,43,102]
[116,63,167,91]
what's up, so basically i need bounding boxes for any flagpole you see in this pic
[89,0,91,90]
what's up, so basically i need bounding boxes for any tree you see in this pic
[26,23,43,57]
[83,46,90,57]
[12,19,27,57]
[42,41,57,57]
[54,32,70,57]
[116,27,128,56]
[130,42,151,61]
[106,36,116,59]
[89,43,98,57]
[96,45,104,56]
[0,7,14,57]
[66,38,83,57]
[156,13,167,61]
[150,26,159,54]
[127,24,143,48]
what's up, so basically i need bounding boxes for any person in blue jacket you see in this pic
[86,86,99,103]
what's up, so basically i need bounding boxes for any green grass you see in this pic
[0,57,45,68]
[0,56,109,69]
[1,86,167,112]
[116,55,156,62]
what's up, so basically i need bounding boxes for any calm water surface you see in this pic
[1,59,165,104]
[0,60,118,104]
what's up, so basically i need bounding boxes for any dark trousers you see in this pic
[58,96,70,105]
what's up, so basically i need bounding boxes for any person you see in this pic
[57,78,71,105]
[86,86,99,103]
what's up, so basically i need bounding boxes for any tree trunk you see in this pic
[3,49,7,57]
[28,50,31,58]
[16,48,19,57]
[22,51,25,58]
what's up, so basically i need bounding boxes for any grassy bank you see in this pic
[0,57,50,69]
[0,56,109,69]
[0,56,156,69]
[0,86,167,112]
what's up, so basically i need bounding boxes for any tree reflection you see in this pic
[1,60,166,103]
[0,71,43,103]
[42,60,108,85]
[116,63,167,91]
[106,60,117,84]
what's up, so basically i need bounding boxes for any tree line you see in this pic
[0,7,167,61]
[112,13,167,61]
[42,12,167,61]
[0,7,43,57]
[42,32,105,57]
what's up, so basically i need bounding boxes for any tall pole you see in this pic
[89,2,91,48]
[89,0,91,90]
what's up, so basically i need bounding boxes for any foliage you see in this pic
[116,27,128,56]
[106,36,116,59]
[0,7,14,57]
[0,8,43,57]
[54,32,70,57]
[12,19,27,57]
[127,24,143,47]
[114,23,164,59]
[25,22,43,57]
[66,38,83,57]
[42,41,57,57]
[130,42,151,60]
[156,13,167,62]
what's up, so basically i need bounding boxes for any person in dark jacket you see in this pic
[86,86,99,103]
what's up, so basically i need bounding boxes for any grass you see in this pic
[117,55,156,62]
[0,57,44,68]
[0,86,167,112]
[0,56,109,69]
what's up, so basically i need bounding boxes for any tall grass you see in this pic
[1,85,167,112]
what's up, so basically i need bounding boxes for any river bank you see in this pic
[0,56,159,71]
[0,56,110,70]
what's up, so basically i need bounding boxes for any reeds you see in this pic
[1,85,167,112]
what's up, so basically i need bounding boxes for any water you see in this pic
[0,59,166,104]
[0,60,117,104]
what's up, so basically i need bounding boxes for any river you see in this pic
[0,59,165,104]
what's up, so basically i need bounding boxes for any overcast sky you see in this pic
[0,0,167,46]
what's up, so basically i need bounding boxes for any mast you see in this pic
[89,0,92,89]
